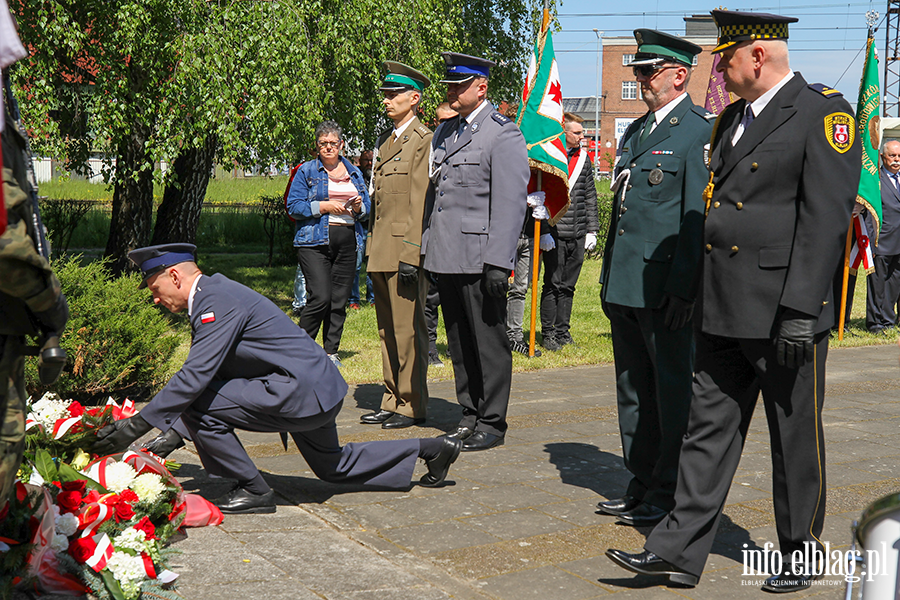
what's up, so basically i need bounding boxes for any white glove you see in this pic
[540,233,556,252]
[532,205,550,221]
[585,232,597,251]
[527,191,546,208]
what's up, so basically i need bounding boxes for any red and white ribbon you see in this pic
[78,500,112,538]
[84,533,113,572]
[52,416,82,439]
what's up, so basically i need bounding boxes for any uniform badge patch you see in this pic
[824,112,854,153]
[200,312,216,324]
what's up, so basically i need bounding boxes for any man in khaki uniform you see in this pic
[360,62,433,429]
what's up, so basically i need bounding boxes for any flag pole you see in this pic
[527,1,552,358]
[838,220,852,340]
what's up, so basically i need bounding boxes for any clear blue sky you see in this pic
[553,0,883,110]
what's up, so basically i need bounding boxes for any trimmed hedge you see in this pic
[24,256,185,402]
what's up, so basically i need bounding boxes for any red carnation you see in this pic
[119,489,139,504]
[114,502,135,522]
[67,402,85,417]
[57,491,83,513]
[134,516,156,540]
[84,490,100,504]
[68,537,96,563]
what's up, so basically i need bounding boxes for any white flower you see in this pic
[114,527,147,553]
[131,473,165,503]
[50,534,70,555]
[55,512,78,537]
[104,462,137,493]
[27,392,72,431]
[106,551,146,599]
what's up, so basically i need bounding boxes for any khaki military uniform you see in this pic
[0,122,63,503]
[366,117,432,418]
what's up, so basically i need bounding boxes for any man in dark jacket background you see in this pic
[540,113,599,350]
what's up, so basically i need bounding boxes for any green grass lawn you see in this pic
[191,252,888,386]
[40,175,290,205]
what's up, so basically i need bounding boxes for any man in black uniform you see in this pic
[606,11,861,593]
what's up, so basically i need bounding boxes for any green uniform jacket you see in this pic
[0,124,60,333]
[366,116,433,271]
[600,95,712,308]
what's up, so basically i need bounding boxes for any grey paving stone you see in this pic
[383,492,493,521]
[462,508,576,540]
[478,565,607,600]
[455,483,568,511]
[379,519,503,554]
[177,578,324,600]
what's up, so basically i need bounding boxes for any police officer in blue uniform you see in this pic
[93,244,462,513]
[423,53,529,452]
[598,29,711,528]
[606,11,861,592]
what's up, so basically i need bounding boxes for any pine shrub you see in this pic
[24,256,184,402]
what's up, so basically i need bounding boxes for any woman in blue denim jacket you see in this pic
[286,121,371,367]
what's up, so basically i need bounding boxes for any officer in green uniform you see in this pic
[606,11,861,592]
[0,97,69,504]
[598,30,711,527]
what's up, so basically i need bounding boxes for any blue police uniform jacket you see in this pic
[286,156,371,247]
[139,273,348,431]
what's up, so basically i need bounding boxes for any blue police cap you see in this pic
[439,52,495,84]
[127,243,197,288]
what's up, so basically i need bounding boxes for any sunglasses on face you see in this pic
[632,64,677,78]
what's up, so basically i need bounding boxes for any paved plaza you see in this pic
[161,344,900,599]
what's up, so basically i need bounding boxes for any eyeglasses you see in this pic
[632,64,678,78]
[317,140,342,148]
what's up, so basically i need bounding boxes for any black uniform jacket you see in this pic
[701,74,861,338]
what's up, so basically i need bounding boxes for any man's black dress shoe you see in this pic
[360,409,394,424]
[596,495,641,516]
[419,438,462,487]
[617,502,668,527]
[213,486,276,514]
[142,429,185,458]
[761,572,821,593]
[443,426,474,441]
[462,431,504,452]
[605,549,699,587]
[382,413,425,429]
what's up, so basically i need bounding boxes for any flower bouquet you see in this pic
[2,394,224,599]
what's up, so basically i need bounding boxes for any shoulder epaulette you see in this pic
[415,124,432,137]
[808,83,843,98]
[491,112,512,125]
[691,105,716,120]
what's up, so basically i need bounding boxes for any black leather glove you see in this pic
[661,293,694,331]
[775,308,816,369]
[34,293,69,334]
[483,265,509,299]
[398,262,418,287]
[92,414,153,456]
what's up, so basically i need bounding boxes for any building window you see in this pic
[622,81,637,100]
[622,54,634,65]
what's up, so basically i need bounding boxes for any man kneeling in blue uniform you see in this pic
[93,243,461,514]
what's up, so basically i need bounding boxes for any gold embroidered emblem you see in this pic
[824,112,854,153]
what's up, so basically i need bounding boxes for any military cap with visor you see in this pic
[379,61,431,92]
[627,29,703,68]
[710,10,798,54]
[128,243,197,288]
[439,52,496,84]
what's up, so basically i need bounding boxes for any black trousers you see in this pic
[540,236,585,337]
[866,254,900,332]
[298,225,357,354]
[425,279,441,355]
[645,330,828,577]
[606,302,693,511]
[437,273,511,436]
